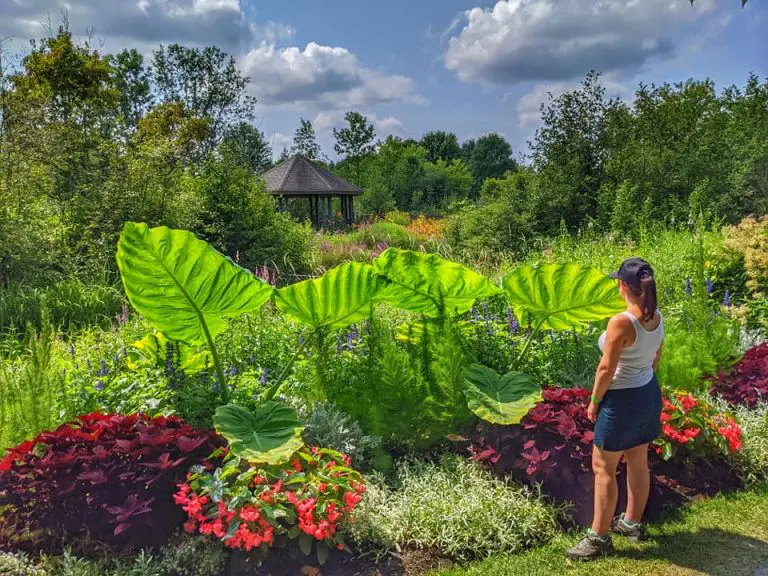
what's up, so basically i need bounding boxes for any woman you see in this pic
[567,257,664,561]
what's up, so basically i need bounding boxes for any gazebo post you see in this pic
[349,196,355,224]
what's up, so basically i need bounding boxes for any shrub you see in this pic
[733,402,768,483]
[710,343,768,408]
[300,404,381,469]
[383,211,411,227]
[159,533,228,576]
[345,455,559,562]
[0,552,49,576]
[176,446,365,564]
[0,412,220,550]
[725,215,768,295]
[359,221,414,249]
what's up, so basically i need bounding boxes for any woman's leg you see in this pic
[591,446,623,536]
[623,443,650,524]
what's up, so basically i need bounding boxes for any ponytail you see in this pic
[640,275,657,322]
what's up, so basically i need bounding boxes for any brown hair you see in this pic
[627,273,657,322]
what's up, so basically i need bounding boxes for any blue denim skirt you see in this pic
[594,375,662,452]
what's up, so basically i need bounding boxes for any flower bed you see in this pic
[710,343,768,408]
[473,386,743,526]
[0,412,220,551]
[176,446,365,564]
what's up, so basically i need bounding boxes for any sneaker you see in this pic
[612,513,645,542]
[566,530,614,561]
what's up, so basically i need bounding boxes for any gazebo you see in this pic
[261,154,361,228]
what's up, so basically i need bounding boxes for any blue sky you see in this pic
[1,0,766,160]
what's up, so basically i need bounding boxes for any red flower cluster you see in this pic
[0,412,219,550]
[656,392,742,460]
[710,343,768,408]
[176,446,364,559]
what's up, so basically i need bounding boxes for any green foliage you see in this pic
[465,133,516,194]
[274,262,385,330]
[0,552,49,576]
[0,280,124,336]
[345,455,559,561]
[159,534,227,576]
[212,402,304,464]
[300,403,381,468]
[292,117,324,161]
[463,365,542,425]
[333,111,376,159]
[726,216,768,296]
[373,248,501,318]
[733,402,768,483]
[420,130,462,164]
[503,263,624,331]
[0,326,73,451]
[219,121,272,173]
[116,222,272,347]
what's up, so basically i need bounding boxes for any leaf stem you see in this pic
[514,317,548,369]
[201,318,228,403]
[264,328,316,401]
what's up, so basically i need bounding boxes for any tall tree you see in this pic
[292,117,323,160]
[529,71,613,233]
[468,133,516,194]
[220,122,271,173]
[111,49,152,130]
[420,130,462,163]
[152,44,256,150]
[333,111,376,159]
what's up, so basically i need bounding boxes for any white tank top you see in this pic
[598,311,664,390]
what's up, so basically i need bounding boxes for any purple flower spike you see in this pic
[685,278,692,296]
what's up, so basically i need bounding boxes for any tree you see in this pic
[111,49,152,130]
[220,122,271,173]
[529,71,614,233]
[468,133,516,194]
[333,112,376,159]
[292,117,323,160]
[152,44,256,150]
[420,130,462,164]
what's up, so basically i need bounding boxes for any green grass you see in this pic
[435,485,768,576]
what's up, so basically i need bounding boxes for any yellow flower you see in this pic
[705,260,712,269]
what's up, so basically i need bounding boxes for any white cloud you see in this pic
[0,0,262,54]
[268,131,292,156]
[516,74,631,128]
[444,0,718,85]
[241,42,421,109]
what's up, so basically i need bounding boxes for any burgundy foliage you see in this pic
[471,386,740,526]
[0,412,220,551]
[709,343,768,408]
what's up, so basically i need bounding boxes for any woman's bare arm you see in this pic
[653,341,664,373]
[592,315,631,402]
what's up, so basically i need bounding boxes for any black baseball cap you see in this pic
[608,257,654,287]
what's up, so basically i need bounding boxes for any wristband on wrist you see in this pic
[591,394,601,405]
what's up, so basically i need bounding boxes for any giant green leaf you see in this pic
[463,364,542,425]
[213,402,304,465]
[373,248,501,318]
[273,262,385,330]
[116,222,273,346]
[502,263,624,331]
[126,332,211,373]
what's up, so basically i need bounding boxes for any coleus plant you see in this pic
[709,342,768,409]
[0,412,219,549]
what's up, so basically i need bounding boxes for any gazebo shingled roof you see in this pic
[262,155,361,196]
[261,155,360,228]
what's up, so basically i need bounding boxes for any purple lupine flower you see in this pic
[723,290,731,308]
[685,278,692,296]
[96,359,108,377]
[164,343,176,379]
[69,344,76,358]
[248,354,255,364]
[116,303,130,325]
[337,336,343,354]
[113,353,120,365]
[706,278,713,297]
[471,306,480,322]
[548,330,557,343]
[298,335,305,346]
[482,303,491,322]
[588,323,594,337]
[95,380,105,391]
[228,365,239,377]
[507,308,519,334]
[259,369,269,385]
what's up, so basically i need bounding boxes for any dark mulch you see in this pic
[482,424,743,527]
[227,547,452,576]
